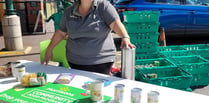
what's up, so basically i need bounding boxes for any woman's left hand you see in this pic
[120,38,136,49]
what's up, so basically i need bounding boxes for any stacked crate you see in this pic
[181,44,209,60]
[26,0,45,33]
[122,11,193,91]
[159,44,209,87]
[123,11,161,60]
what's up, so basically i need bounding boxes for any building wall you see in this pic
[0,0,57,34]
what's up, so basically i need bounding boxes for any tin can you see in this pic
[122,47,135,80]
[147,91,160,103]
[90,80,104,102]
[37,72,47,86]
[153,61,160,66]
[146,73,158,79]
[38,77,46,86]
[131,88,142,103]
[10,61,21,77]
[114,84,125,103]
[15,65,26,82]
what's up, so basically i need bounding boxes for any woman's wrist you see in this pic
[122,35,130,39]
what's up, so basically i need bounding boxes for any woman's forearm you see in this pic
[110,19,129,38]
[110,19,135,48]
[47,30,67,50]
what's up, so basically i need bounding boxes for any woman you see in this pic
[42,0,135,74]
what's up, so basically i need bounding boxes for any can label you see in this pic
[148,91,160,103]
[90,80,104,102]
[131,88,142,103]
[15,65,26,82]
[114,84,125,103]
[38,77,46,86]
[30,78,41,86]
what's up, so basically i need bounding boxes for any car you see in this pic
[113,0,209,38]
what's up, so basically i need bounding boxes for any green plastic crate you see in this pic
[169,55,209,86]
[124,22,160,33]
[135,67,192,90]
[191,73,209,86]
[191,49,209,59]
[170,55,209,74]
[135,52,164,60]
[129,32,160,43]
[134,42,159,53]
[169,55,208,67]
[160,50,195,58]
[158,45,185,51]
[181,44,209,51]
[204,57,209,61]
[135,58,176,69]
[122,11,160,23]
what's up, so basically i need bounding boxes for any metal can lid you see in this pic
[115,84,125,88]
[148,91,160,96]
[93,80,104,84]
[15,65,25,68]
[11,61,21,64]
[131,88,142,92]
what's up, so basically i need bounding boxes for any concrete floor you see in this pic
[0,21,209,97]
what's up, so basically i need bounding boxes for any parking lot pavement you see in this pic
[0,21,54,65]
[0,32,52,65]
[192,86,209,96]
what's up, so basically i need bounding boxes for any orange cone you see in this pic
[159,27,167,46]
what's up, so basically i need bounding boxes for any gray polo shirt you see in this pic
[59,0,120,65]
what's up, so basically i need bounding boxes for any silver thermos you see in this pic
[121,47,136,80]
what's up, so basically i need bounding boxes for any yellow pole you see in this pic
[0,46,32,56]
[0,0,4,19]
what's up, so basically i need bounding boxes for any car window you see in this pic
[145,0,181,4]
[116,0,133,4]
[185,0,195,5]
[108,0,118,4]
[185,0,209,6]
[167,0,181,4]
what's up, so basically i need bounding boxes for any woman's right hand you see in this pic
[41,48,53,65]
[41,30,67,65]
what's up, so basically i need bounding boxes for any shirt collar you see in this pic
[72,0,99,16]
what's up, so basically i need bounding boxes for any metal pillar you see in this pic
[5,0,16,15]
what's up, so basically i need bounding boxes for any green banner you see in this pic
[0,83,112,103]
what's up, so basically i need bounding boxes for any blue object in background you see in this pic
[96,78,112,87]
[114,0,209,37]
